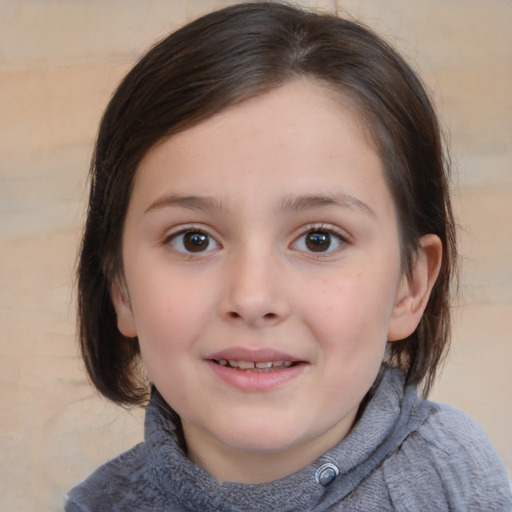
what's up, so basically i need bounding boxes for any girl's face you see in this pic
[114,80,419,482]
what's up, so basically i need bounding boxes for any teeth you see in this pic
[217,359,294,371]
[236,360,255,369]
[255,361,273,369]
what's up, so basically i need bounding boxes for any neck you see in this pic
[183,411,358,484]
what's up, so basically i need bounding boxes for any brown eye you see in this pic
[183,232,209,252]
[292,228,345,254]
[170,230,219,253]
[305,231,331,252]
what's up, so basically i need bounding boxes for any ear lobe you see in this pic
[387,234,442,342]
[111,279,138,338]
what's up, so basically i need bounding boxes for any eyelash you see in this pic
[163,223,349,257]
[290,224,348,257]
[164,225,221,255]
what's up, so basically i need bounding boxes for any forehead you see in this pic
[131,79,392,217]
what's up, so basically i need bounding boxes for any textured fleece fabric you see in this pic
[66,367,512,511]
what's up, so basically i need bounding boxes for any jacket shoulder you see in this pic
[65,443,161,512]
[383,402,512,511]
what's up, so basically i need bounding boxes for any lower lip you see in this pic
[206,360,306,392]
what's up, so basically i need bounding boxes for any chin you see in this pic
[217,420,310,454]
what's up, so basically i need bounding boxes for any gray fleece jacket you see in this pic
[66,367,512,511]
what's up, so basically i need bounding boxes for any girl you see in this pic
[67,2,511,510]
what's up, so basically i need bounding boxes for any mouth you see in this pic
[206,355,306,392]
[205,348,307,391]
[212,359,297,372]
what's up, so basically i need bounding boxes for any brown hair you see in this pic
[78,1,457,405]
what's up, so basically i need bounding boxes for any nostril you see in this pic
[226,311,278,321]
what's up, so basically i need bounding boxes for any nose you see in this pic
[219,247,290,327]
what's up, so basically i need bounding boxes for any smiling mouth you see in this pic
[213,359,296,372]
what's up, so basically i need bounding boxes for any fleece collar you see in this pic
[144,367,435,512]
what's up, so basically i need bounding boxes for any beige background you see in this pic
[0,0,510,510]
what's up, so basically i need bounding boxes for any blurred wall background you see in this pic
[0,0,510,509]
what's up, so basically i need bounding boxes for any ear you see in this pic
[111,278,138,338]
[387,234,442,342]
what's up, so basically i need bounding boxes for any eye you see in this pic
[168,230,220,254]
[292,228,345,254]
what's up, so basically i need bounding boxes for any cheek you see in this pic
[130,273,215,352]
[133,280,210,396]
[316,277,391,390]
[306,270,397,348]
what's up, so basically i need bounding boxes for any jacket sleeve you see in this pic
[64,443,153,512]
[64,499,87,512]
[383,404,512,512]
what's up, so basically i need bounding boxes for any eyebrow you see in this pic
[278,193,374,216]
[144,192,374,217]
[144,194,226,214]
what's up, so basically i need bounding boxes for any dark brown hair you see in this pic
[78,1,457,405]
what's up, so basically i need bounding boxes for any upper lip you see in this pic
[206,347,303,363]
